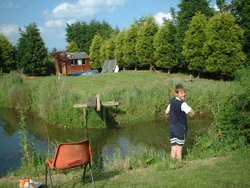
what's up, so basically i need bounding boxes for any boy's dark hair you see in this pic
[175,84,185,94]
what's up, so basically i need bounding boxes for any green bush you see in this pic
[187,68,250,159]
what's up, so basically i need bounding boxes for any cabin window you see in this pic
[72,60,77,65]
[71,59,86,66]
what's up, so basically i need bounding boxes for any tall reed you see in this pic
[18,110,45,176]
[28,77,83,128]
[0,72,30,109]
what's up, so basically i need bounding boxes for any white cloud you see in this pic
[0,24,19,37]
[45,19,66,28]
[41,0,125,49]
[45,18,77,28]
[0,1,18,8]
[42,0,125,38]
[0,24,20,44]
[47,0,125,19]
[154,12,172,25]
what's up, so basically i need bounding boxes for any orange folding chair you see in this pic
[45,140,95,187]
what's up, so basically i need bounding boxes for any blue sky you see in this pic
[0,0,219,51]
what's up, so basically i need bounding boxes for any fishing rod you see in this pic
[149,63,177,96]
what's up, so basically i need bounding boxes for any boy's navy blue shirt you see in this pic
[169,97,188,137]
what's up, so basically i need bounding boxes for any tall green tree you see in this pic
[230,0,250,65]
[154,21,177,73]
[176,0,213,68]
[100,40,107,66]
[0,34,16,72]
[182,12,208,77]
[123,22,140,69]
[16,23,52,75]
[66,21,87,51]
[114,31,125,69]
[89,34,104,69]
[66,20,114,54]
[135,16,158,67]
[105,35,116,60]
[66,41,80,52]
[204,12,246,77]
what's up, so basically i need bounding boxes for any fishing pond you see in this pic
[0,108,210,177]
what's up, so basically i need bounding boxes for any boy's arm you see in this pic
[188,109,195,117]
[165,104,170,115]
[182,102,195,117]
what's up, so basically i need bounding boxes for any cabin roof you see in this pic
[68,52,89,59]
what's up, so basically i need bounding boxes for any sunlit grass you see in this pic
[0,71,240,128]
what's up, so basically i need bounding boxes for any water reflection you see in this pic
[0,108,210,177]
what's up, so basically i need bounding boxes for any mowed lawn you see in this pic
[0,148,249,187]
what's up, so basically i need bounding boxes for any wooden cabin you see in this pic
[54,52,91,76]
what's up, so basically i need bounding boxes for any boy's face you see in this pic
[177,89,186,100]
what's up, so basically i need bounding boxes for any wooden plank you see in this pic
[73,104,87,108]
[74,101,118,108]
[101,101,119,107]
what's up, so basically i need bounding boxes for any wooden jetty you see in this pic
[73,94,119,127]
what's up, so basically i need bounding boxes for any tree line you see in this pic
[89,0,249,79]
[0,0,249,78]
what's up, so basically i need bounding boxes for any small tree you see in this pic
[66,41,80,52]
[204,12,246,77]
[89,34,104,69]
[51,50,71,74]
[16,23,52,75]
[0,34,16,72]
[182,12,207,78]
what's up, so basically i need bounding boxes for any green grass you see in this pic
[19,70,240,127]
[0,70,249,187]
[1,148,249,187]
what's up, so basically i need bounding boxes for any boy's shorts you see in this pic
[170,132,185,146]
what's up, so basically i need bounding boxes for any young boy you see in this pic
[165,84,195,160]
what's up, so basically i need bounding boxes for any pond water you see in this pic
[0,108,210,177]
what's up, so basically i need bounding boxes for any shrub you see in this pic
[187,68,250,159]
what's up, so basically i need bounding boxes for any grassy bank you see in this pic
[0,71,239,128]
[0,69,249,187]
[0,148,249,187]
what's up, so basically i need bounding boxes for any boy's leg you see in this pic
[176,145,183,160]
[171,145,177,159]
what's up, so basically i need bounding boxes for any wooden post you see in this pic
[96,94,101,111]
[83,107,88,139]
[74,104,88,138]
